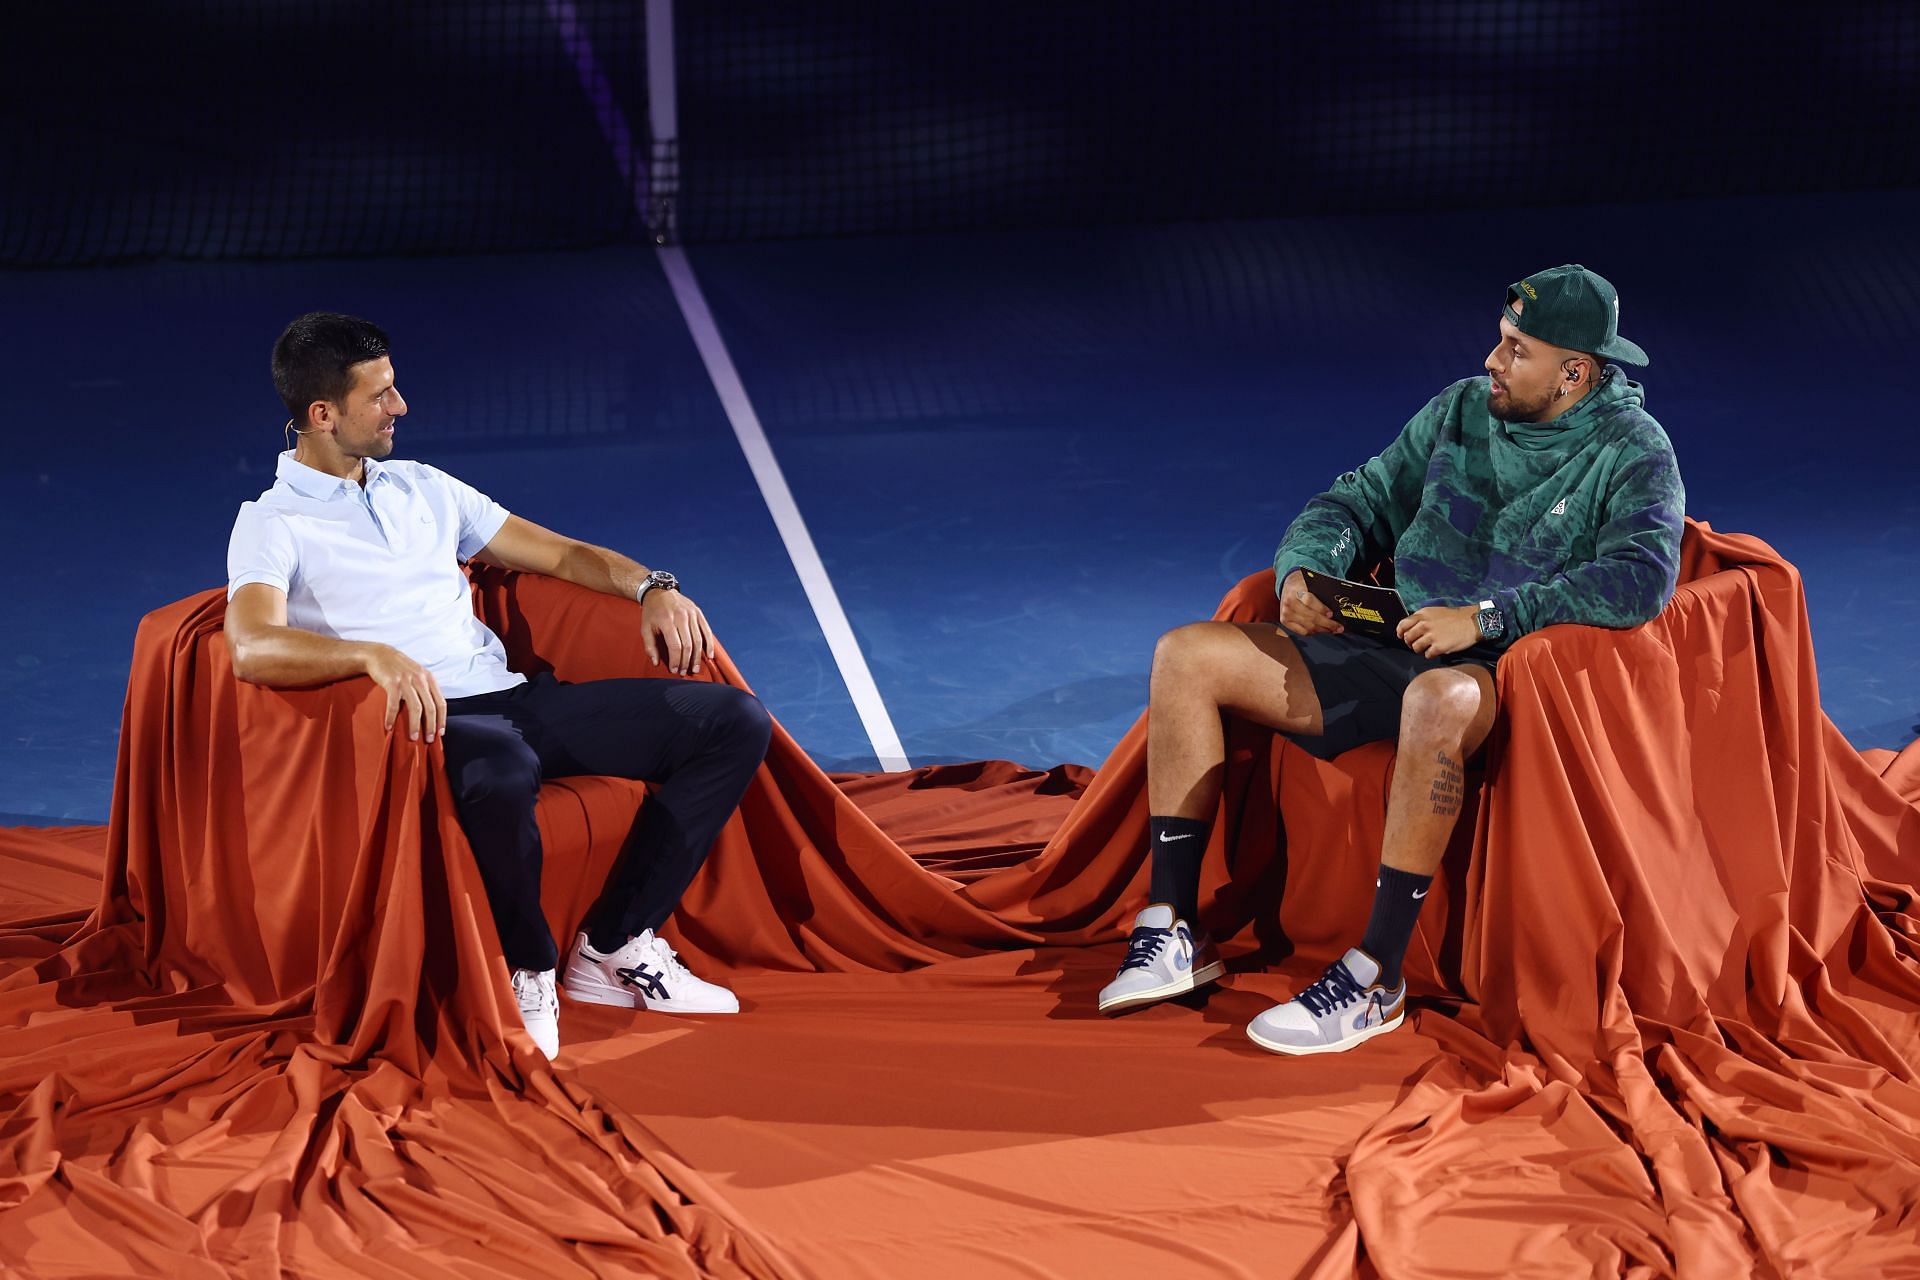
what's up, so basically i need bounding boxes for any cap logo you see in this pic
[1519,280,1538,301]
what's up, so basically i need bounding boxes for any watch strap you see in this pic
[637,569,679,603]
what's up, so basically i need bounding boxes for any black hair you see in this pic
[271,312,391,422]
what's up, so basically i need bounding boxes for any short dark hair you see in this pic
[271,312,391,421]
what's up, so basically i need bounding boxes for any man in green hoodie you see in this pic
[1096,264,1685,1056]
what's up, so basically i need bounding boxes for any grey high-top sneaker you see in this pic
[1097,904,1224,1014]
[1245,947,1405,1056]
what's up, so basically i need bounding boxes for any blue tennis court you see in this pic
[5,190,1916,822]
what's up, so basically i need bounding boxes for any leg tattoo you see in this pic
[1428,750,1464,817]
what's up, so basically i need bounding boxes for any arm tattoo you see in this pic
[1428,751,1465,817]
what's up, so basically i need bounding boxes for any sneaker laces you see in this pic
[644,932,696,985]
[1296,960,1365,1018]
[512,968,555,1015]
[1119,926,1175,972]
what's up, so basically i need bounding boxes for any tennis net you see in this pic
[4,1,1914,265]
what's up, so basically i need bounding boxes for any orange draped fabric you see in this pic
[3,518,1918,1276]
[0,590,793,1277]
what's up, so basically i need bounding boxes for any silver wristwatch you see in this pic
[636,569,680,604]
[1474,598,1505,642]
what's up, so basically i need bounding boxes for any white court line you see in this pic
[656,247,912,772]
[548,0,911,770]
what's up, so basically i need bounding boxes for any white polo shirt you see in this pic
[227,451,526,698]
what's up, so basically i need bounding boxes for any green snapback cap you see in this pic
[1504,264,1649,367]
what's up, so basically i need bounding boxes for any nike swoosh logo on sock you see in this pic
[1158,832,1195,843]
[1412,889,1428,898]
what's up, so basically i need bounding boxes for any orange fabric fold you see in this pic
[1,591,793,1277]
[4,517,1918,1276]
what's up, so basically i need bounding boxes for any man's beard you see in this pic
[351,424,396,457]
[1489,382,1555,423]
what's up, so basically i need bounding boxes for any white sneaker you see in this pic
[1097,904,1225,1014]
[510,967,559,1057]
[563,929,740,1015]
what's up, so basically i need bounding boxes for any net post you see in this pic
[644,0,679,244]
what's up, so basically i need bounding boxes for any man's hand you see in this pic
[642,590,717,676]
[360,643,447,742]
[1396,605,1481,658]
[473,518,718,674]
[1279,570,1345,638]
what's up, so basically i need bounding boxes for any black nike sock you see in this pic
[1146,815,1210,926]
[1358,865,1433,990]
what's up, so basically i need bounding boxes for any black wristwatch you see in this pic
[637,569,680,604]
[1474,598,1505,642]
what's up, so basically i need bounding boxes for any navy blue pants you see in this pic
[442,672,772,972]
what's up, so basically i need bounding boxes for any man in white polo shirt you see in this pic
[225,312,772,1058]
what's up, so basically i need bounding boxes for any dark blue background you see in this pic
[2,5,1915,821]
[5,191,1916,821]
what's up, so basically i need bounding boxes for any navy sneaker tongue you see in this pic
[1136,904,1175,929]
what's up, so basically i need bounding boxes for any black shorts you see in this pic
[1282,631,1501,761]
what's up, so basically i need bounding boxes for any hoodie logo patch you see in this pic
[1549,498,1568,516]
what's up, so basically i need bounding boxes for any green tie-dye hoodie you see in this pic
[1273,368,1685,648]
